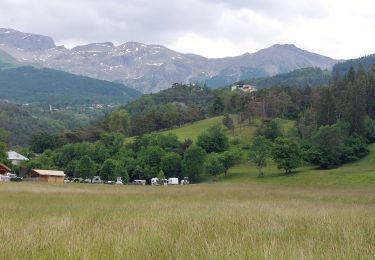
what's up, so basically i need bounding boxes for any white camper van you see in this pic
[167,178,179,185]
[92,176,102,184]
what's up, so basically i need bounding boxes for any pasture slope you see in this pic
[1,117,374,259]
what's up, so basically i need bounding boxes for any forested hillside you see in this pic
[0,102,63,146]
[0,65,141,105]
[243,67,332,89]
[333,54,375,75]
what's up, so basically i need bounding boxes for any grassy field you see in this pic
[2,117,374,259]
[1,182,375,259]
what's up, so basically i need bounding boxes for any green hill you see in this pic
[0,65,142,105]
[158,115,374,187]
[162,116,294,143]
[0,102,62,146]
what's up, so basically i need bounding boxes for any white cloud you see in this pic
[0,0,374,59]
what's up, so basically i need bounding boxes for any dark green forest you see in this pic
[0,65,141,105]
[243,67,332,89]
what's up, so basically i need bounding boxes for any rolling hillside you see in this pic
[158,115,374,187]
[0,65,142,105]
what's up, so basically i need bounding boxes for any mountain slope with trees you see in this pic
[243,67,332,89]
[333,54,375,75]
[0,65,141,105]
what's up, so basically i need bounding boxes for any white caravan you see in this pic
[167,178,179,185]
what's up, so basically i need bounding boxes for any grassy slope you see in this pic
[161,115,374,187]
[221,144,375,187]
[163,116,294,143]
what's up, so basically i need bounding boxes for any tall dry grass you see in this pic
[0,182,374,259]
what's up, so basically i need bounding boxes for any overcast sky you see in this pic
[0,0,374,59]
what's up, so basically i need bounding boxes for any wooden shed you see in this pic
[0,162,11,175]
[31,169,65,183]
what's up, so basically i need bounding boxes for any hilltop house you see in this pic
[31,169,65,183]
[231,84,257,93]
[7,150,29,165]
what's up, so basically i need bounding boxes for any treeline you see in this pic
[20,125,241,183]
[243,67,332,89]
[333,54,375,75]
[247,65,375,169]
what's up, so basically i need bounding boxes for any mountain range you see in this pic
[0,28,338,93]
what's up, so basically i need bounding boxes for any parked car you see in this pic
[180,177,190,185]
[9,174,22,182]
[132,180,146,185]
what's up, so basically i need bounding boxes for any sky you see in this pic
[0,0,374,59]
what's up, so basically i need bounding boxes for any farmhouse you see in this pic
[31,169,65,183]
[231,84,257,93]
[0,162,11,175]
[7,150,29,165]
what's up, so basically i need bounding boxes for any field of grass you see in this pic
[1,182,375,259]
[2,116,374,259]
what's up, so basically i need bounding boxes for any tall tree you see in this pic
[108,108,131,136]
[197,124,229,153]
[367,65,375,118]
[317,88,336,126]
[248,136,272,177]
[182,145,206,182]
[205,153,225,180]
[75,155,97,179]
[344,66,367,134]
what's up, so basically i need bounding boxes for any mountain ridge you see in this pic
[0,28,338,93]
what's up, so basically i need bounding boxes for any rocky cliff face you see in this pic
[0,28,338,93]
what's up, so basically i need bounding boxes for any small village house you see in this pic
[7,150,29,165]
[31,169,65,183]
[0,162,11,175]
[231,84,257,93]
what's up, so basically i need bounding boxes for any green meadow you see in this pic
[1,117,375,259]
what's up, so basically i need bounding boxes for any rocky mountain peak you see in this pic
[0,28,56,52]
[0,28,339,93]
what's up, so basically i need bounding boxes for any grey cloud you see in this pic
[0,0,374,59]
